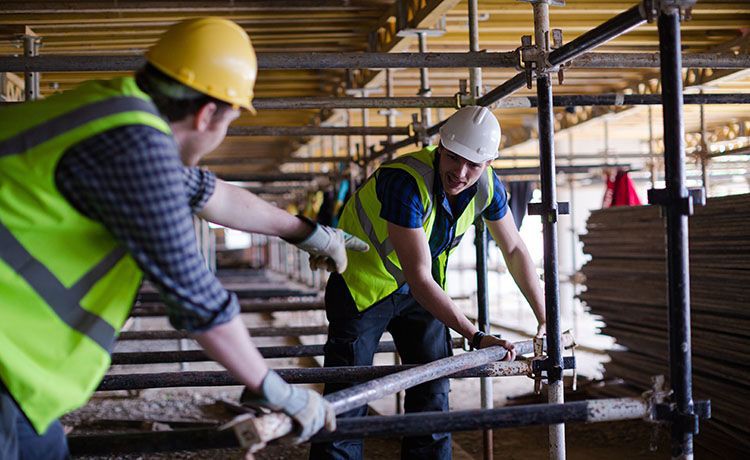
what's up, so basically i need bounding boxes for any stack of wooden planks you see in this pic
[579,193,750,457]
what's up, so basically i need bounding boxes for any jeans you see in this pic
[0,381,70,460]
[309,273,453,460]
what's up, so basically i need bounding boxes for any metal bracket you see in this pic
[531,356,576,380]
[517,0,566,6]
[644,0,697,23]
[528,201,570,223]
[410,113,430,146]
[653,400,711,434]
[647,187,705,216]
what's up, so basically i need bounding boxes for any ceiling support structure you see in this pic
[1,51,748,73]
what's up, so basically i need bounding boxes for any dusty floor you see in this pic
[64,282,732,459]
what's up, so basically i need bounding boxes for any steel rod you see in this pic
[8,93,749,109]
[658,6,697,459]
[109,338,465,365]
[129,300,324,317]
[136,288,317,303]
[97,361,534,391]
[531,1,567,458]
[226,126,408,137]
[117,325,329,341]
[67,398,649,455]
[2,51,747,73]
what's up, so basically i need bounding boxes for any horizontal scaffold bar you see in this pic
[110,338,465,365]
[117,325,329,341]
[1,52,747,72]
[98,360,532,391]
[68,398,645,455]
[130,300,324,317]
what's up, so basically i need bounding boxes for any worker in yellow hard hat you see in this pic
[0,18,364,459]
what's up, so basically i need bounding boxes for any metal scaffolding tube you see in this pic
[109,338,465,365]
[7,93,741,110]
[22,35,40,101]
[98,361,534,391]
[231,336,573,447]
[417,32,433,138]
[2,51,748,73]
[531,1,566,458]
[136,288,317,303]
[226,126,408,137]
[468,0,493,457]
[657,6,698,459]
[67,398,649,455]
[129,300,324,317]
[117,325,329,341]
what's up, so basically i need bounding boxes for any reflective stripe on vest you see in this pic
[0,223,125,351]
[0,97,161,158]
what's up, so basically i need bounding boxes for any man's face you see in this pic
[437,145,490,196]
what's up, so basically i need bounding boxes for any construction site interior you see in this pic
[1,0,749,459]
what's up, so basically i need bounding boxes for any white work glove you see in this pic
[291,217,369,273]
[241,370,336,444]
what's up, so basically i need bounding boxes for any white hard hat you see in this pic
[438,106,501,163]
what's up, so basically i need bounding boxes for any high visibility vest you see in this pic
[339,147,494,312]
[0,77,171,433]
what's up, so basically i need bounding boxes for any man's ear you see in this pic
[193,102,218,132]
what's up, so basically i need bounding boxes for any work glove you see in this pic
[290,216,369,273]
[240,370,336,444]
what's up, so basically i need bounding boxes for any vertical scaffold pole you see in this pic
[468,1,493,459]
[531,1,566,459]
[657,4,697,459]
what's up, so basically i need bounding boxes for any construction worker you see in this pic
[0,18,367,460]
[309,106,546,460]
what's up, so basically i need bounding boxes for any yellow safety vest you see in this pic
[0,77,171,433]
[338,147,495,312]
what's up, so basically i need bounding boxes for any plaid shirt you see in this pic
[55,124,239,332]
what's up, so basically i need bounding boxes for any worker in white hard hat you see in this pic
[310,106,546,460]
[0,18,365,459]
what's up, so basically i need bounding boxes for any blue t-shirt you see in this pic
[375,155,508,292]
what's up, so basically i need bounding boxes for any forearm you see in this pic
[191,315,269,392]
[408,274,478,339]
[505,247,546,324]
[198,180,311,241]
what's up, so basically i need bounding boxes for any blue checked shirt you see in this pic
[55,125,239,332]
[375,153,508,292]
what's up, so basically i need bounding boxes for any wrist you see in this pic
[284,215,316,244]
[471,330,485,349]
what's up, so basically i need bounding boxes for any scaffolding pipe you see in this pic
[468,0,493,457]
[530,1,567,458]
[226,126,408,137]
[228,335,574,448]
[657,6,698,459]
[22,35,40,101]
[117,325,329,341]
[68,398,649,455]
[7,93,747,109]
[98,360,537,391]
[110,338,465,365]
[129,300,324,317]
[136,288,317,303]
[417,32,433,140]
[2,51,748,73]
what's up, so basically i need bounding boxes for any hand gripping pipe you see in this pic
[223,334,574,453]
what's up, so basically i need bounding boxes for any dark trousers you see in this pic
[0,381,70,460]
[309,273,453,460]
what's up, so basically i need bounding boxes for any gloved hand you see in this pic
[241,370,336,444]
[291,217,369,273]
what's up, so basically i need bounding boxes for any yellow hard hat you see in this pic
[146,17,257,112]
